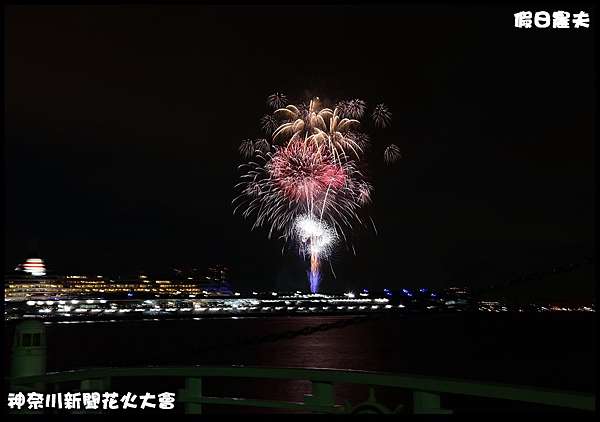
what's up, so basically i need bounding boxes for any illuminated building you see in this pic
[14,257,46,276]
[4,273,232,301]
[5,256,236,300]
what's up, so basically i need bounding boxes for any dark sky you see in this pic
[4,5,595,292]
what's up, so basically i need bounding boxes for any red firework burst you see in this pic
[268,139,347,203]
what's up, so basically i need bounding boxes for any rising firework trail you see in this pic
[295,215,337,293]
[234,93,395,293]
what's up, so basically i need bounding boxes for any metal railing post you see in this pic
[304,381,336,413]
[413,391,452,414]
[78,377,110,414]
[180,377,203,414]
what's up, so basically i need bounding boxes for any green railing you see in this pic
[7,366,595,413]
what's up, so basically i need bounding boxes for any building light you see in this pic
[16,258,47,276]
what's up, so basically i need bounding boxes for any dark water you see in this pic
[5,313,596,413]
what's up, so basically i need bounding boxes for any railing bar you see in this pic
[196,397,301,408]
[6,366,595,411]
[191,396,342,413]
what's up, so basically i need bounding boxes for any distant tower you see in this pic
[15,256,47,276]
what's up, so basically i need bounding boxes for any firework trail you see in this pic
[295,215,336,293]
[234,93,395,292]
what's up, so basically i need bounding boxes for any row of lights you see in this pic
[26,299,108,306]
[26,304,409,315]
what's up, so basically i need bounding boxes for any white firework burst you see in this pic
[267,93,288,109]
[260,114,279,135]
[357,181,373,205]
[338,99,366,119]
[372,103,392,128]
[239,139,254,158]
[294,214,337,259]
[383,144,402,164]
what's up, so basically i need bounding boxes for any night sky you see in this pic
[4,5,595,292]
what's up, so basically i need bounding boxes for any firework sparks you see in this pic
[384,144,402,164]
[254,138,270,154]
[267,92,288,109]
[239,139,254,158]
[372,103,392,128]
[234,93,395,292]
[347,131,370,151]
[337,99,367,119]
[295,215,336,294]
[295,215,337,258]
[260,114,279,135]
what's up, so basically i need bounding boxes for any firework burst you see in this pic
[260,114,279,135]
[295,215,337,259]
[239,139,255,158]
[372,103,392,128]
[254,138,270,154]
[234,93,395,292]
[337,99,367,119]
[267,92,288,109]
[384,144,402,164]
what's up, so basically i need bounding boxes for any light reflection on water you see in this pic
[5,314,596,398]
